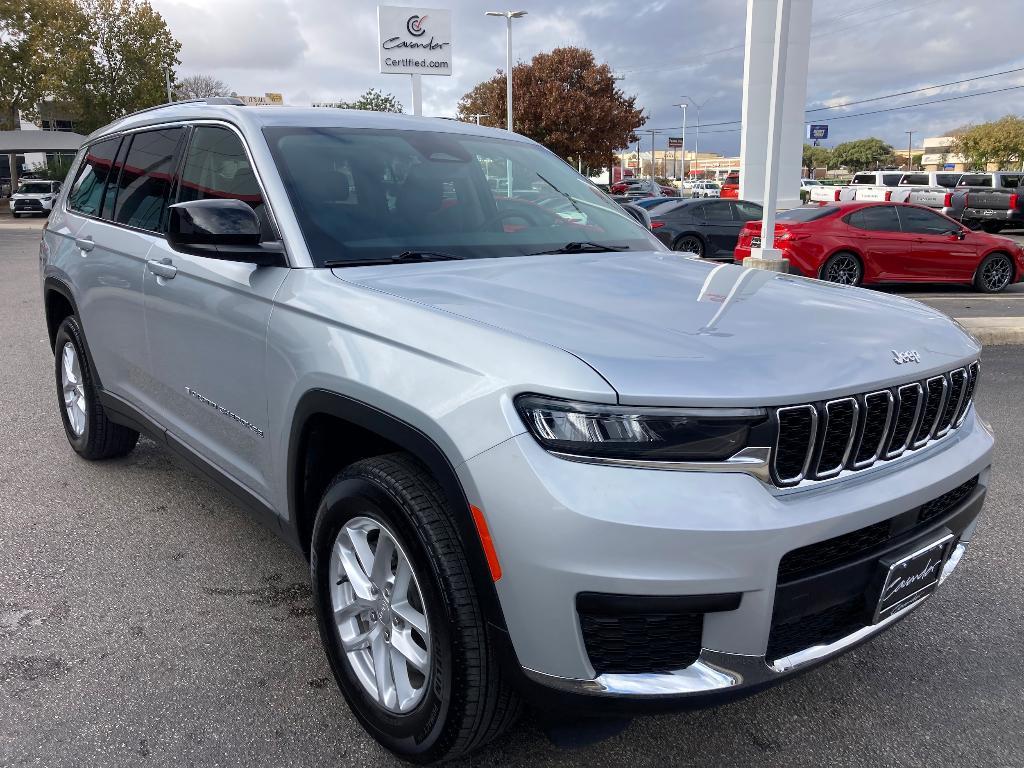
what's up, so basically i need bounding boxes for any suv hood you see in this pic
[334,253,980,406]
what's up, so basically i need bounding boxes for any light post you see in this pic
[905,130,914,171]
[485,10,527,133]
[674,102,688,181]
[681,95,709,170]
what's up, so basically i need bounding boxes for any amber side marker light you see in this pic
[470,505,502,582]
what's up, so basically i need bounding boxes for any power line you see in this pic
[805,66,1024,112]
[804,83,1024,122]
[639,67,1024,134]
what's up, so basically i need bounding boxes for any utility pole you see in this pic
[682,95,709,170]
[905,130,914,171]
[650,129,657,179]
[675,102,688,182]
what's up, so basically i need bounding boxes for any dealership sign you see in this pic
[807,124,828,140]
[668,137,683,148]
[378,6,452,76]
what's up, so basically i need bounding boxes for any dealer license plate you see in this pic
[872,531,954,623]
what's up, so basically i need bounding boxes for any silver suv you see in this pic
[41,101,993,764]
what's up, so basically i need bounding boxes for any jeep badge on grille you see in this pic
[891,349,921,365]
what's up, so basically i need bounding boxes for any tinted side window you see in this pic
[112,128,183,232]
[936,174,960,188]
[882,174,903,186]
[900,174,929,186]
[898,206,956,235]
[733,201,762,221]
[959,174,991,187]
[846,206,901,232]
[178,126,271,237]
[67,137,121,217]
[703,201,734,221]
[999,174,1022,189]
[851,173,875,185]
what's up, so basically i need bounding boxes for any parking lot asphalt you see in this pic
[2,218,1023,767]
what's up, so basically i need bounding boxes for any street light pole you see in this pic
[905,130,914,171]
[674,102,687,181]
[681,96,709,176]
[486,10,527,133]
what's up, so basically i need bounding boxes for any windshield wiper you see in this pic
[326,250,464,268]
[529,241,629,256]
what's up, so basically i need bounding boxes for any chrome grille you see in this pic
[770,363,979,487]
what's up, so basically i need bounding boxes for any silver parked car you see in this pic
[40,100,993,764]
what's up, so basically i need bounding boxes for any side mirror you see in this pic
[948,229,966,240]
[167,198,285,266]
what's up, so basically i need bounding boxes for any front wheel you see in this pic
[974,253,1014,293]
[821,252,863,286]
[53,316,139,459]
[310,454,519,764]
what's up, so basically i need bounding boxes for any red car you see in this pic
[734,201,1024,293]
[720,171,740,199]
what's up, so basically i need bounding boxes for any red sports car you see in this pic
[720,171,740,199]
[734,201,1024,293]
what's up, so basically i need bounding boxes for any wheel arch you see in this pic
[818,248,865,281]
[286,388,509,631]
[672,230,706,252]
[43,276,104,390]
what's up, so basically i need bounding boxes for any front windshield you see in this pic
[264,126,662,265]
[17,181,53,194]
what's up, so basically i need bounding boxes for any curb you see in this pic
[955,316,1024,347]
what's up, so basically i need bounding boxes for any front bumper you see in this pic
[459,409,992,706]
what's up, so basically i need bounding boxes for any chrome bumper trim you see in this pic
[523,543,969,698]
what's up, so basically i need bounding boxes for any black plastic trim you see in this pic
[286,389,509,634]
[576,592,742,616]
[42,277,103,390]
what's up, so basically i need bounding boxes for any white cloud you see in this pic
[150,0,1024,154]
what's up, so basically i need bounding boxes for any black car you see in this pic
[650,198,763,259]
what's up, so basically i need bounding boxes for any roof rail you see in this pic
[115,96,245,123]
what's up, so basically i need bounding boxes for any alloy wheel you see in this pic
[329,516,431,714]
[825,255,861,285]
[677,236,703,256]
[981,257,1011,292]
[61,341,86,436]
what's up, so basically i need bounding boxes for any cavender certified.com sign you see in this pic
[377,6,452,76]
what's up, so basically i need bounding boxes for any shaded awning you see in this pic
[0,130,86,154]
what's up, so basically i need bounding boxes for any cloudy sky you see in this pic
[150,0,1024,156]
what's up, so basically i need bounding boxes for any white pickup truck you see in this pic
[808,171,962,206]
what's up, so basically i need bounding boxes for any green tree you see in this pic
[457,46,645,169]
[951,116,1024,170]
[54,0,181,133]
[802,143,832,174]
[339,88,403,113]
[829,137,894,170]
[0,0,82,128]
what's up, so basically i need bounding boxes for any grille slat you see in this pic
[579,612,703,675]
[853,391,893,468]
[815,398,857,478]
[936,368,967,436]
[770,364,978,487]
[913,376,947,447]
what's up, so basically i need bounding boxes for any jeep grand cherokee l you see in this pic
[40,100,993,764]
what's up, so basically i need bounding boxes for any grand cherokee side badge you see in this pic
[185,387,265,437]
[891,349,921,365]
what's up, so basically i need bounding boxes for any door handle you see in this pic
[147,257,177,279]
[75,236,94,252]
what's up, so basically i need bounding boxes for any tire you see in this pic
[980,221,1003,234]
[54,316,139,460]
[820,251,863,286]
[974,252,1014,293]
[310,453,519,764]
[673,233,705,257]
[11,212,21,219]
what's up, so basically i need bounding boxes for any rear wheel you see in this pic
[310,453,519,764]
[674,233,705,257]
[980,221,1004,234]
[53,316,139,459]
[11,212,21,219]
[821,252,863,286]
[974,252,1014,293]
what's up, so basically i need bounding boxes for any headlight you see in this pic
[515,394,767,462]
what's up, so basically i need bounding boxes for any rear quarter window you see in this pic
[959,174,991,187]
[851,173,875,185]
[882,174,903,186]
[899,174,929,186]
